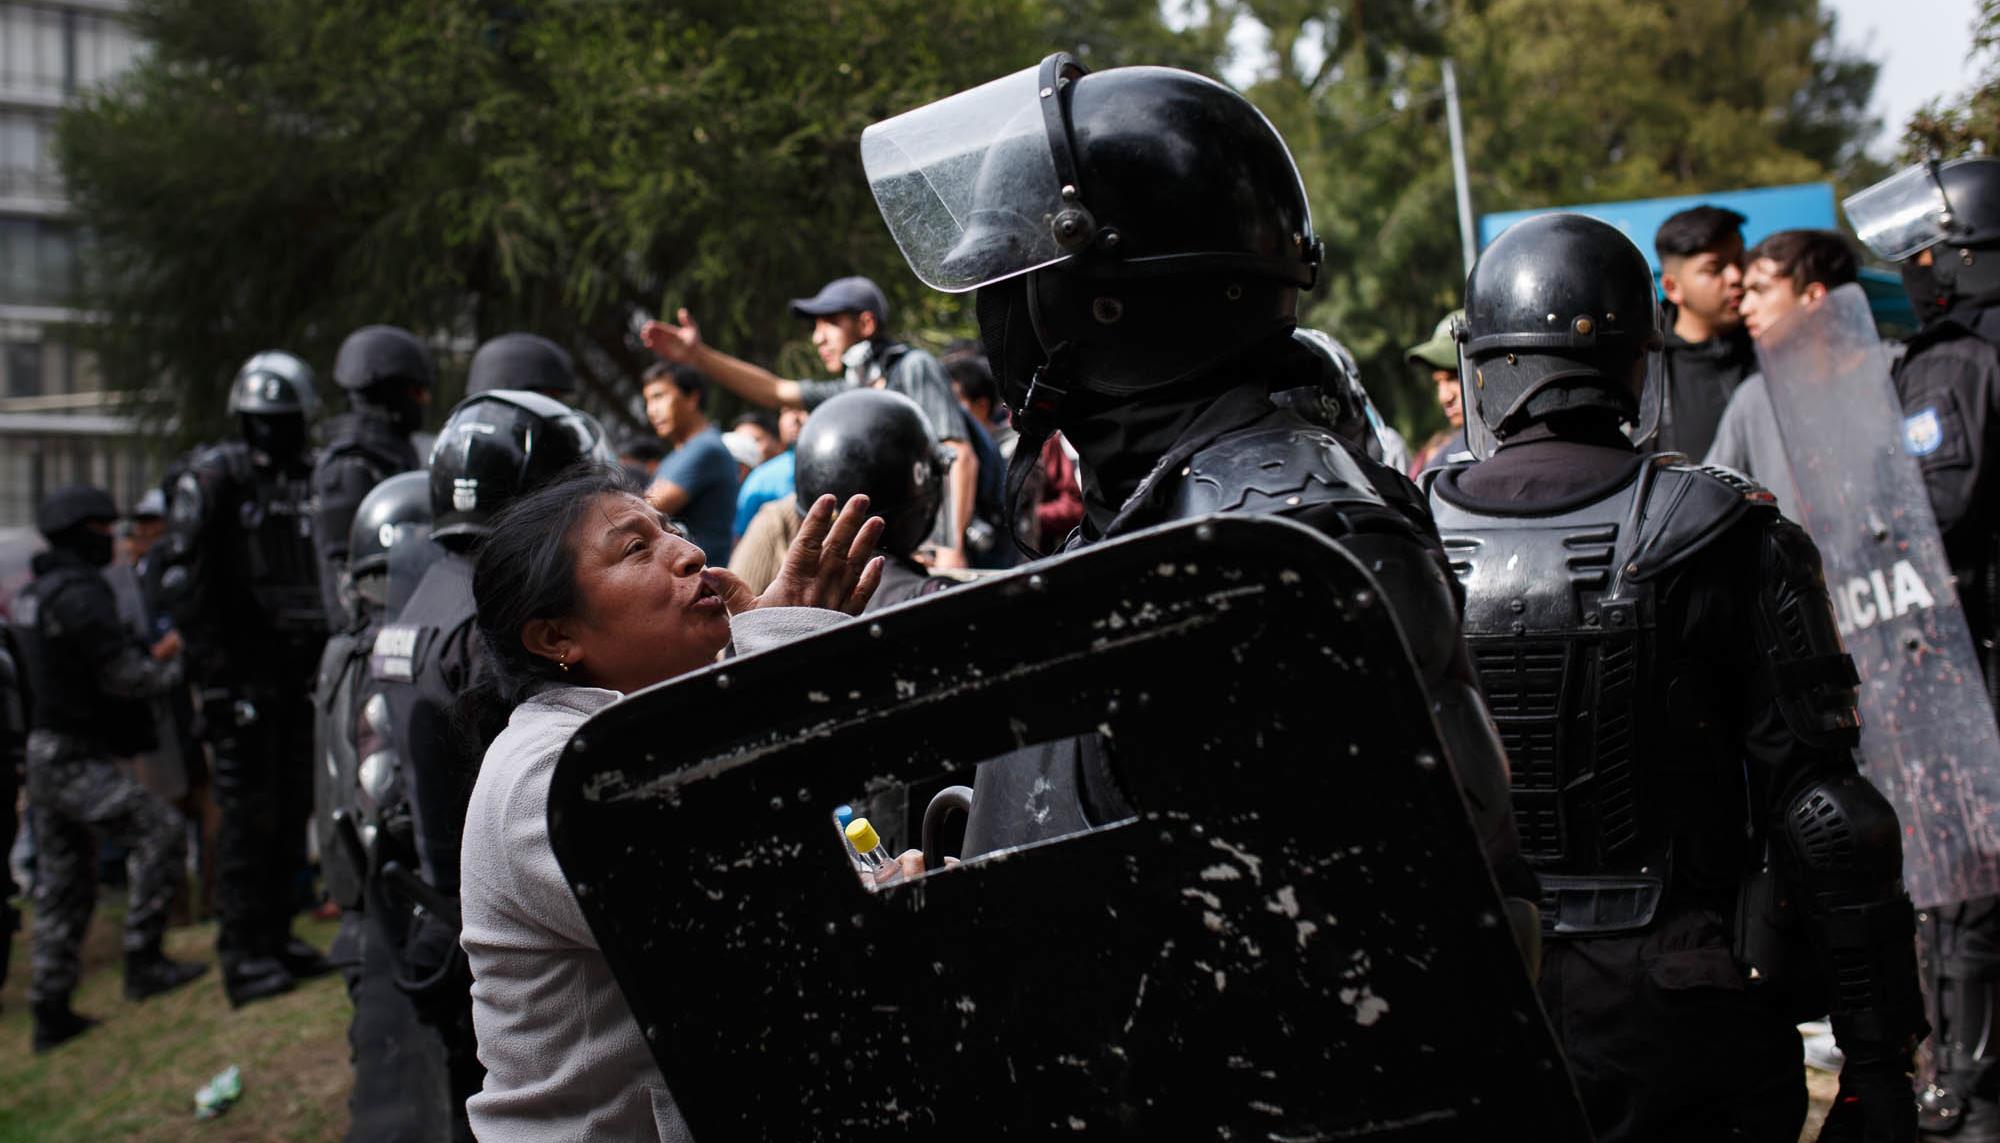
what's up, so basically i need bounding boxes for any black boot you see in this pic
[124,946,209,1002]
[275,936,334,982]
[220,955,294,1009]
[31,997,99,1053]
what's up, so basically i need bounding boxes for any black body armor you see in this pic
[11,552,164,758]
[1428,457,1792,935]
[163,440,328,678]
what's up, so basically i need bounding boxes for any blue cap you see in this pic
[834,805,856,828]
[789,276,888,325]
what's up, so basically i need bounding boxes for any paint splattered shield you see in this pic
[547,516,1589,1139]
[1758,282,2000,907]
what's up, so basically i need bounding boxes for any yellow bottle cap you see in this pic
[845,817,882,854]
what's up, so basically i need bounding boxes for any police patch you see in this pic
[453,478,478,512]
[1905,407,1944,457]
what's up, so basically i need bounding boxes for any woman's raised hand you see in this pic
[709,494,885,615]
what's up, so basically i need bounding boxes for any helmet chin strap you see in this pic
[1001,273,1080,561]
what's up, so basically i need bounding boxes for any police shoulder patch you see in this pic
[1904,407,1944,457]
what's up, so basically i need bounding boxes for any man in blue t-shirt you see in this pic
[642,362,740,563]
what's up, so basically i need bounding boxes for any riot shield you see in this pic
[547,516,1588,1139]
[1758,282,2000,907]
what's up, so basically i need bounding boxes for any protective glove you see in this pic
[1818,1060,1918,1143]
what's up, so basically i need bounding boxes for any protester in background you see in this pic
[1655,205,1754,458]
[105,491,196,858]
[641,275,979,568]
[642,362,740,565]
[617,434,666,485]
[1703,229,1859,519]
[731,411,784,464]
[1406,310,1470,476]
[735,407,805,541]
[720,430,764,483]
[461,475,882,1140]
[946,352,1019,460]
[728,494,800,596]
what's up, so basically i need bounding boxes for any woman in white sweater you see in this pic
[460,467,884,1141]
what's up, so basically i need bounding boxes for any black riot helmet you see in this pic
[863,54,1320,421]
[333,325,434,432]
[793,389,951,558]
[1276,328,1384,463]
[1847,157,2000,320]
[347,469,432,583]
[427,389,616,547]
[36,483,119,538]
[36,483,120,567]
[1459,213,1665,457]
[466,332,578,399]
[228,350,318,462]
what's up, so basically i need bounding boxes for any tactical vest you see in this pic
[1428,457,1770,937]
[12,561,156,756]
[209,442,328,644]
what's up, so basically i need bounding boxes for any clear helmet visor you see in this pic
[1458,302,1668,461]
[861,62,1076,294]
[1844,163,1952,261]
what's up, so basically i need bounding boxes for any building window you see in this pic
[0,108,60,199]
[71,10,140,91]
[0,216,78,307]
[2,340,41,397]
[0,4,69,101]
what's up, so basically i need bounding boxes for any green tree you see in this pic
[1903,0,2000,159]
[58,0,1079,441]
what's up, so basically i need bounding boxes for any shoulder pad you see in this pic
[1626,462,1776,582]
[1179,423,1384,516]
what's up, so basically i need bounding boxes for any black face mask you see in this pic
[241,413,308,463]
[976,278,1047,416]
[52,525,115,568]
[1903,259,1951,323]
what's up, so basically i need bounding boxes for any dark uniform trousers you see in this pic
[207,675,317,957]
[27,730,186,1002]
[1541,908,1806,1142]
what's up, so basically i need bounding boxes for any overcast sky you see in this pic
[1825,0,1983,157]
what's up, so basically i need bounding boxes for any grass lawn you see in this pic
[0,897,349,1143]
[0,891,1844,1141]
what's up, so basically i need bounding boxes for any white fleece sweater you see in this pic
[461,607,842,1141]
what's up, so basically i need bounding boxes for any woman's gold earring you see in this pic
[558,656,570,674]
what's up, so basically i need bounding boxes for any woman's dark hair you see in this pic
[471,462,641,708]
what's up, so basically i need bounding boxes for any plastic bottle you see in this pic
[845,817,904,887]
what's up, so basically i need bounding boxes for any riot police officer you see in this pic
[16,485,206,1051]
[1848,156,2000,1140]
[792,388,953,611]
[314,325,434,619]
[859,55,1533,928]
[464,331,579,400]
[160,351,333,1006]
[368,389,613,1138]
[1424,212,1923,1141]
[313,471,453,1140]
